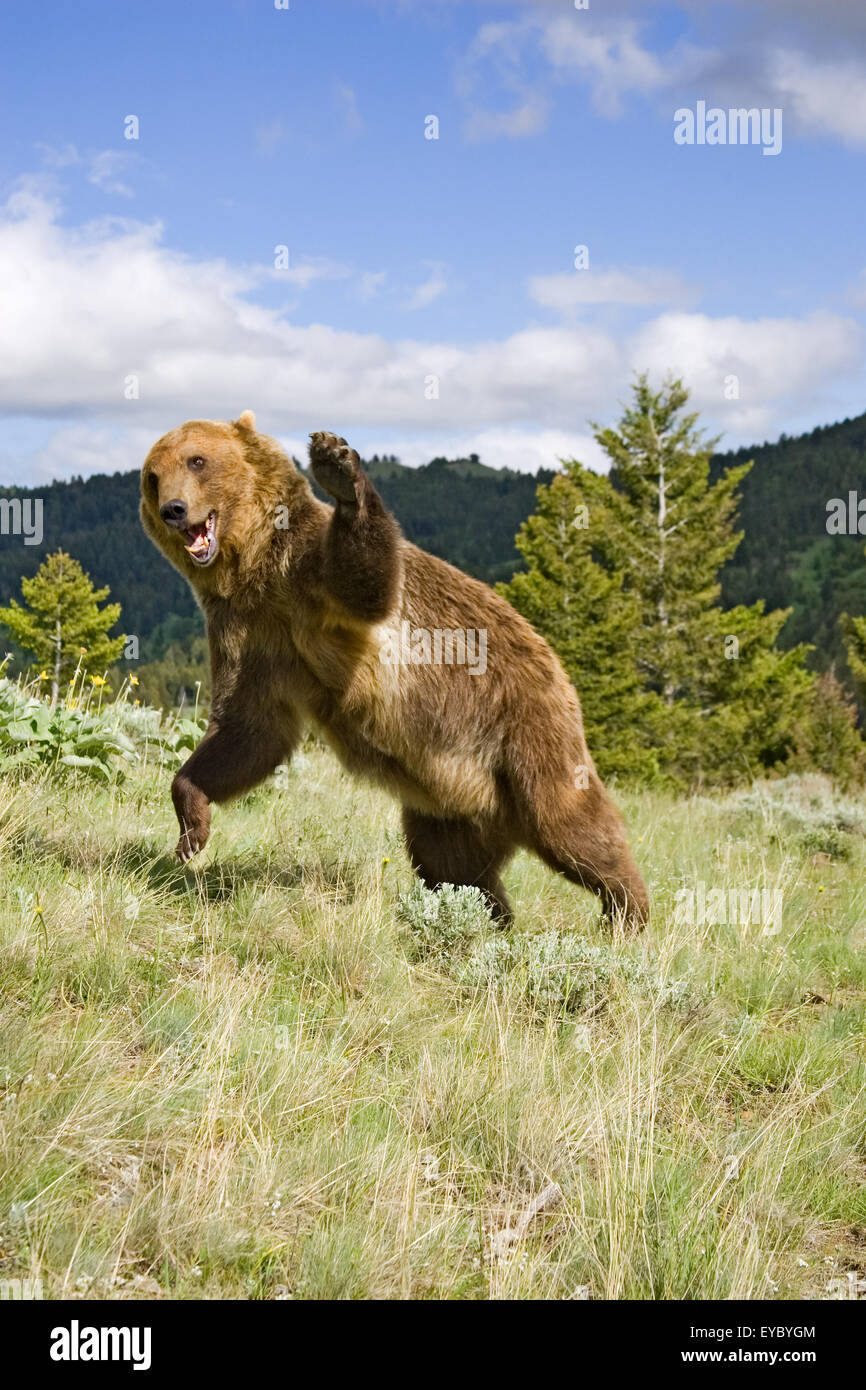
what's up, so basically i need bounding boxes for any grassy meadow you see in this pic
[1,738,865,1301]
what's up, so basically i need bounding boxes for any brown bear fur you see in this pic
[140,413,648,928]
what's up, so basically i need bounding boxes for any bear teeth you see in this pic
[184,511,217,561]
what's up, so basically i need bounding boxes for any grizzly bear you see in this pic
[140,413,648,929]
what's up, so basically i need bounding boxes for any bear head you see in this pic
[141,411,305,588]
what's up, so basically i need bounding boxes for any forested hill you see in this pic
[0,456,554,661]
[711,411,866,672]
[365,453,555,586]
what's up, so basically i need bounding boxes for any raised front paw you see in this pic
[309,431,363,504]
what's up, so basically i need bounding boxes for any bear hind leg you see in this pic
[525,786,649,931]
[401,809,513,925]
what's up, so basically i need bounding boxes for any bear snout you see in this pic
[160,498,189,528]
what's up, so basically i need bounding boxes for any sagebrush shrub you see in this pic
[398,883,700,1018]
[397,881,492,959]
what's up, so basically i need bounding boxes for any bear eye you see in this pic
[187,455,206,472]
[147,472,159,497]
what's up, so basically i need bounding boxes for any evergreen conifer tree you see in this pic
[0,550,125,702]
[504,377,816,785]
[499,474,658,781]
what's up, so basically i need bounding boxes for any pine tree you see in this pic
[585,378,743,692]
[701,602,814,782]
[791,668,866,788]
[841,610,866,704]
[499,473,658,781]
[504,376,815,786]
[0,550,125,702]
[590,377,816,780]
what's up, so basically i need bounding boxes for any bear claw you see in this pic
[309,431,362,504]
[175,833,202,864]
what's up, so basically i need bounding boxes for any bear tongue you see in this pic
[185,524,209,556]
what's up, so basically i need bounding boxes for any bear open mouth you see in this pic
[183,511,219,565]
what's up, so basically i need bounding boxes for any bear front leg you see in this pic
[171,718,293,864]
[309,431,402,622]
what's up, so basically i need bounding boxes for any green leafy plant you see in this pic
[0,674,206,782]
[0,679,137,780]
[157,714,208,765]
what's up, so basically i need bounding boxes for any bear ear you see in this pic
[234,409,257,432]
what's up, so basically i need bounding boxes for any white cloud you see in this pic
[32,143,136,195]
[35,142,80,169]
[464,96,549,141]
[766,49,866,146]
[0,423,157,487]
[458,12,710,136]
[538,16,707,119]
[357,270,387,301]
[529,266,696,311]
[87,151,134,198]
[404,262,449,310]
[0,187,860,482]
[0,187,614,429]
[630,309,862,437]
[458,18,552,139]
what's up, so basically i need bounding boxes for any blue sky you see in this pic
[0,0,864,482]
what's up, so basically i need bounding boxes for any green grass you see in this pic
[1,747,865,1300]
